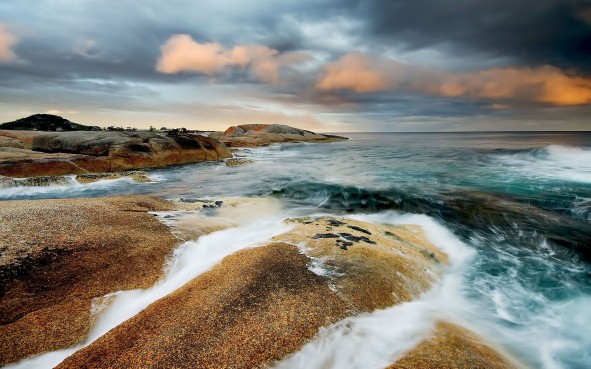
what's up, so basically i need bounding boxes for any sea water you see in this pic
[2,132,591,369]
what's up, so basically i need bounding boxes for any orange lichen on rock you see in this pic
[0,196,178,365]
[387,322,521,369]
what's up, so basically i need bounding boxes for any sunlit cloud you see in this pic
[0,23,21,63]
[156,34,310,84]
[315,53,388,93]
[45,109,79,115]
[316,53,591,106]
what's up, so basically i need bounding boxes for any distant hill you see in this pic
[0,114,101,131]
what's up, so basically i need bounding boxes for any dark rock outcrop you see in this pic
[0,114,100,132]
[0,130,231,177]
[209,124,347,147]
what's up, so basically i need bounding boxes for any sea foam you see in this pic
[273,212,481,369]
[496,145,591,183]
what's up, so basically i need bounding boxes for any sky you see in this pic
[0,0,590,132]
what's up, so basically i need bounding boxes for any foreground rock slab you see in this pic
[0,196,177,365]
[0,130,231,178]
[388,322,520,369]
[209,124,348,147]
[57,217,445,368]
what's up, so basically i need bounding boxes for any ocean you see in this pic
[3,132,591,369]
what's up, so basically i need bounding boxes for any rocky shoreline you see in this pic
[0,130,231,178]
[0,122,519,369]
[0,195,520,368]
[0,124,347,178]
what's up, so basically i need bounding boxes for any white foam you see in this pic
[0,177,146,200]
[496,145,591,183]
[273,212,479,369]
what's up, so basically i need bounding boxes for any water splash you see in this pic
[495,145,591,183]
[273,212,479,369]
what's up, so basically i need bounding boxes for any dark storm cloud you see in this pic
[344,0,591,73]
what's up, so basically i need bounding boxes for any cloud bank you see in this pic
[1,0,590,131]
[316,53,591,106]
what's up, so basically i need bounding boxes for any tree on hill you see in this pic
[0,114,101,131]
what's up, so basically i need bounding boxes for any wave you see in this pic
[493,145,591,183]
[0,177,150,200]
[273,209,591,369]
[271,181,591,263]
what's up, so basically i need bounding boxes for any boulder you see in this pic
[0,196,178,366]
[56,217,446,368]
[0,206,521,368]
[209,124,348,147]
[225,158,255,166]
[76,171,152,184]
[0,130,231,177]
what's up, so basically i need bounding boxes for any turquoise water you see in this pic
[3,132,591,368]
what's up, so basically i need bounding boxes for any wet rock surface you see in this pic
[0,207,521,369]
[388,322,520,369]
[57,217,445,368]
[57,243,350,369]
[225,157,255,166]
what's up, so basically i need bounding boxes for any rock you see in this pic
[209,124,348,147]
[0,130,231,178]
[276,217,446,309]
[208,131,224,140]
[57,243,350,369]
[163,197,283,242]
[225,158,255,166]
[0,208,518,368]
[0,175,73,188]
[0,196,178,365]
[0,171,151,188]
[76,171,151,183]
[0,136,24,149]
[388,322,520,369]
[56,217,445,368]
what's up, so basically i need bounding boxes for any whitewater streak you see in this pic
[5,214,293,369]
[496,144,591,183]
[273,211,487,369]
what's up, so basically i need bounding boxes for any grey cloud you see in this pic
[342,0,591,74]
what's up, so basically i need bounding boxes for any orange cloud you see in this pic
[315,53,389,93]
[157,34,308,84]
[0,23,19,63]
[316,53,591,106]
[156,35,230,74]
